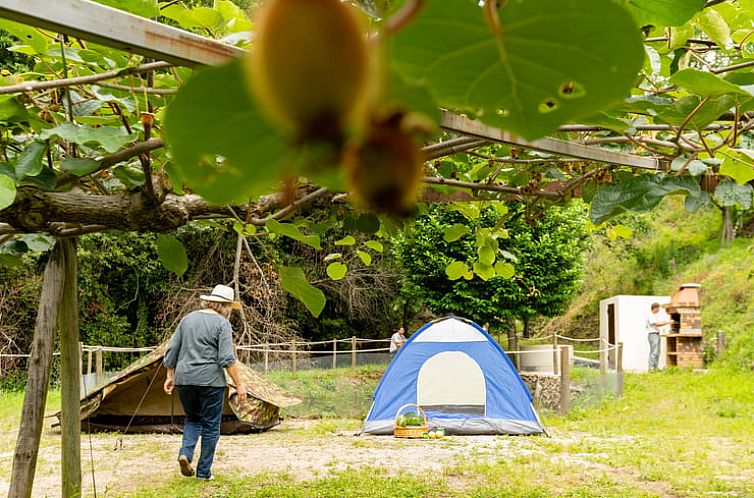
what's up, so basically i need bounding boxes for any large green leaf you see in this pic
[19,234,55,252]
[0,97,29,122]
[61,158,101,177]
[590,175,702,224]
[326,262,348,281]
[473,261,495,281]
[443,223,469,242]
[39,122,134,153]
[714,181,753,209]
[155,235,189,277]
[364,240,384,253]
[0,174,16,210]
[94,0,158,17]
[695,8,733,49]
[624,0,705,27]
[164,58,287,203]
[216,0,253,31]
[445,261,469,281]
[161,4,225,33]
[0,19,48,53]
[335,235,356,246]
[720,152,754,185]
[357,250,372,266]
[266,220,322,250]
[494,261,515,279]
[279,265,326,317]
[656,95,736,131]
[15,142,46,179]
[670,69,751,98]
[391,0,644,140]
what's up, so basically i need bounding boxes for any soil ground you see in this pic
[0,419,559,497]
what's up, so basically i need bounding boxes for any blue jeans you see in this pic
[648,333,660,370]
[177,385,226,478]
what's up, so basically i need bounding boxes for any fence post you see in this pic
[263,344,269,374]
[332,339,337,369]
[616,342,624,398]
[351,336,356,370]
[599,338,608,392]
[86,348,92,376]
[291,340,297,373]
[552,334,559,375]
[95,347,103,385]
[559,345,571,415]
[717,331,725,358]
[78,342,83,377]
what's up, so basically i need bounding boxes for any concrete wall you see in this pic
[599,295,671,372]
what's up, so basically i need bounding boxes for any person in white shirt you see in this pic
[389,327,406,357]
[646,302,673,371]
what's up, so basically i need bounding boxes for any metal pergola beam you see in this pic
[0,0,665,170]
[0,0,244,67]
[441,112,663,171]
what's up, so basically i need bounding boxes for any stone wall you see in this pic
[520,373,561,410]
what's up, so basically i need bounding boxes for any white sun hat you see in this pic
[200,284,242,310]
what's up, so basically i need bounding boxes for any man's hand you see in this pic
[163,378,174,395]
[236,384,247,403]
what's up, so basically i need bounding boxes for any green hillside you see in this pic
[553,198,754,370]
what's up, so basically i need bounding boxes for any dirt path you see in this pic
[0,421,677,497]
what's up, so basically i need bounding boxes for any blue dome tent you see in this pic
[362,316,545,435]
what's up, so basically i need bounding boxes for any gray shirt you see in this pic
[163,310,236,387]
[645,311,663,334]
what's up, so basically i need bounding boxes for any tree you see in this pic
[396,203,590,332]
[2,0,754,495]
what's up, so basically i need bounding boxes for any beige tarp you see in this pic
[60,342,301,434]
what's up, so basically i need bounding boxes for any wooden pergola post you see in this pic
[8,240,66,498]
[58,238,81,498]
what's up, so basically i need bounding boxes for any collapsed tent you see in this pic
[362,316,545,435]
[59,342,301,434]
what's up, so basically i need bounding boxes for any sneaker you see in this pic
[178,455,194,477]
[196,474,215,481]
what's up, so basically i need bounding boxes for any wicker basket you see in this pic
[393,403,427,438]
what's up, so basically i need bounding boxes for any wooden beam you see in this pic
[9,241,66,498]
[58,238,81,498]
[441,112,663,171]
[0,0,244,67]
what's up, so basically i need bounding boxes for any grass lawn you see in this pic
[1,366,752,497]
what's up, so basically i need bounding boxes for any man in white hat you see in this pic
[163,284,247,480]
